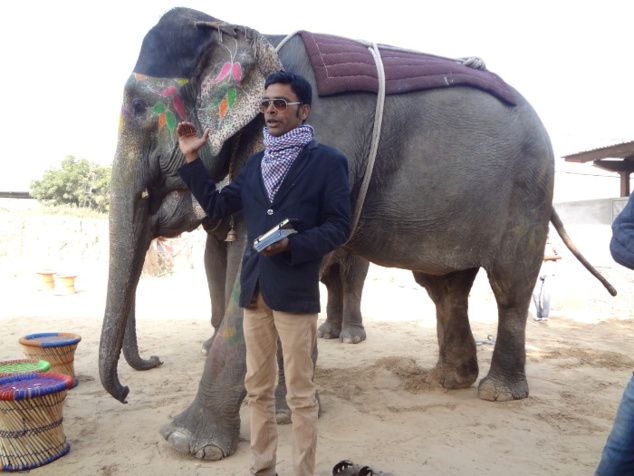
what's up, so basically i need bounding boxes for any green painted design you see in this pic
[231,277,241,304]
[209,97,221,109]
[166,111,176,134]
[153,102,167,114]
[207,84,230,109]
[129,75,189,136]
[227,87,237,108]
[225,276,241,314]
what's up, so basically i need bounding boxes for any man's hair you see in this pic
[264,70,312,107]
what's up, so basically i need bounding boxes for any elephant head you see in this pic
[99,8,282,403]
[99,73,206,403]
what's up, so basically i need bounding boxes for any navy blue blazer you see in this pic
[178,140,351,313]
[611,193,634,270]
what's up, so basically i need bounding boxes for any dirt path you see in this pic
[1,260,632,475]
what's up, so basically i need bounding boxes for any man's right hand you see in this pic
[259,237,290,257]
[177,122,209,162]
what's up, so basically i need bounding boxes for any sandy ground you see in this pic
[1,254,634,476]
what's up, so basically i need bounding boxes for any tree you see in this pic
[30,156,111,213]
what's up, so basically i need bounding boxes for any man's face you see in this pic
[261,83,310,137]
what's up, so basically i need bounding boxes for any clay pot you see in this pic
[53,274,77,295]
[36,269,56,291]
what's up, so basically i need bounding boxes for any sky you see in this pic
[1,1,632,201]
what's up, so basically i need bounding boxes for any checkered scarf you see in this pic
[261,125,314,202]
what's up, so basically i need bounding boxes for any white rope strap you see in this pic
[275,31,299,52]
[351,41,385,234]
[273,33,386,237]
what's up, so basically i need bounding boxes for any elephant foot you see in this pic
[275,384,292,425]
[426,362,478,390]
[318,320,366,344]
[478,374,529,402]
[273,389,322,425]
[339,324,366,344]
[160,407,240,460]
[317,320,341,339]
[161,425,225,460]
[276,410,291,425]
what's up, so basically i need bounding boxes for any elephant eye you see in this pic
[132,99,147,116]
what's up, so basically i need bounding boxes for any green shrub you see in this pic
[30,156,111,213]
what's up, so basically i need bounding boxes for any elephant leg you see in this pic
[161,282,246,460]
[413,268,480,390]
[201,215,245,356]
[122,297,162,370]
[275,343,291,423]
[318,250,369,344]
[318,260,344,339]
[201,229,227,355]
[339,253,369,344]
[478,228,544,402]
[275,338,320,424]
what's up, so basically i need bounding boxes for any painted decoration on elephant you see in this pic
[201,61,242,120]
[198,34,247,129]
[207,278,244,379]
[121,74,189,136]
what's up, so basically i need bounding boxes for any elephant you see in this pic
[99,7,616,461]
[98,6,368,424]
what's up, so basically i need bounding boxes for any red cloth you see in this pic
[299,31,517,105]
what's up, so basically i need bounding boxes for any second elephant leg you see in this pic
[414,268,480,389]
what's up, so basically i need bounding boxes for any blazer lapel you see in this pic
[272,141,317,205]
[253,151,274,205]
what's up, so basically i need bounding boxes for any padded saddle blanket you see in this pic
[299,31,517,106]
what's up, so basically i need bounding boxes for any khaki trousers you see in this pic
[244,292,318,476]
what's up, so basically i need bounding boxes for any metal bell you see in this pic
[225,228,238,242]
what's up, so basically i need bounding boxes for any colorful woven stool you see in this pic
[0,360,51,378]
[0,372,74,471]
[19,333,81,386]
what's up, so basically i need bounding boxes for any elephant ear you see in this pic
[194,23,283,156]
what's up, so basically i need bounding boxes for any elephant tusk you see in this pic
[141,188,149,199]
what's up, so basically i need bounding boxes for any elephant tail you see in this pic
[550,207,617,296]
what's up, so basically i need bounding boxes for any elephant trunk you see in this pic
[99,162,152,403]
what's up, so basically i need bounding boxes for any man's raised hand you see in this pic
[177,122,209,163]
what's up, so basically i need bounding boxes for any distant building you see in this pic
[563,140,634,197]
[0,191,39,211]
[0,191,32,199]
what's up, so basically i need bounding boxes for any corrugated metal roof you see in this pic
[563,140,634,163]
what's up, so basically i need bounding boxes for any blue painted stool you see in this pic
[0,372,74,471]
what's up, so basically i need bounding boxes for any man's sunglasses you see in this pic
[259,98,301,113]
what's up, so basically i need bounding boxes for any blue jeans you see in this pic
[596,373,634,475]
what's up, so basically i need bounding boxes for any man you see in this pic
[595,193,634,475]
[177,71,351,476]
[532,233,562,322]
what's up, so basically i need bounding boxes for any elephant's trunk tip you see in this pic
[99,348,131,403]
[101,378,130,404]
[114,385,130,404]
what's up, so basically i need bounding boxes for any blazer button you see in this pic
[267,209,274,215]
